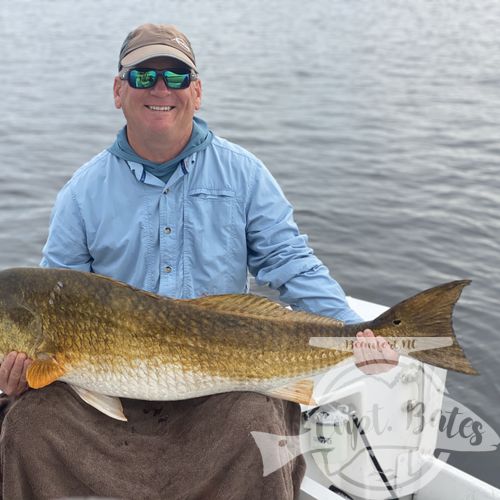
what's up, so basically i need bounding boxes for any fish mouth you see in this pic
[145,105,175,112]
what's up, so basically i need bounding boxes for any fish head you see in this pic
[0,269,42,359]
[0,301,42,360]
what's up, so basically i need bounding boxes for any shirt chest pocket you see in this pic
[185,187,245,294]
[186,187,237,238]
[188,187,235,201]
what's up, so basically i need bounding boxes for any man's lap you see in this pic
[0,383,305,499]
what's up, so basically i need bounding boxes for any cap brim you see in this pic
[121,44,197,71]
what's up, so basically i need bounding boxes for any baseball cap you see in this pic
[118,23,197,71]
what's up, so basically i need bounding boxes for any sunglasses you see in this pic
[119,68,199,90]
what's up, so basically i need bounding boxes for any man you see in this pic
[0,24,397,499]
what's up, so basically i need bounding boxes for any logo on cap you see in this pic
[173,37,191,53]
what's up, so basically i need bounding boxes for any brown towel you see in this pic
[0,383,305,499]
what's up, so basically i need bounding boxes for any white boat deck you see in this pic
[299,296,500,500]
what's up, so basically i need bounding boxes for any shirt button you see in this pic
[163,188,169,195]
[164,266,172,273]
[164,227,172,234]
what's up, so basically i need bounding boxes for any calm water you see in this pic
[1,0,499,487]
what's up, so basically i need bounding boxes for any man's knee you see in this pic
[215,391,299,433]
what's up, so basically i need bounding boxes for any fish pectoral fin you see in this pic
[265,379,316,406]
[26,358,66,389]
[70,385,127,422]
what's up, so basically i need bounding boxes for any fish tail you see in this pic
[367,280,477,375]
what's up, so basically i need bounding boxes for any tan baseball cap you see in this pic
[118,23,197,71]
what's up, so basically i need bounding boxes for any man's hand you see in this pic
[353,329,399,375]
[0,351,32,397]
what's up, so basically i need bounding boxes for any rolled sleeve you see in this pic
[246,164,362,324]
[40,182,93,271]
[279,267,363,324]
[246,164,320,287]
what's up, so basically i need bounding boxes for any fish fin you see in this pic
[369,280,478,375]
[70,385,127,422]
[187,294,343,325]
[26,358,66,389]
[265,379,316,406]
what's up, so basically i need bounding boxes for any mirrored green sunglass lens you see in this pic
[164,71,190,89]
[129,70,157,88]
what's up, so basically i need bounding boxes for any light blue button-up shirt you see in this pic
[41,134,362,323]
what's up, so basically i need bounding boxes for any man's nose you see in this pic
[151,76,171,93]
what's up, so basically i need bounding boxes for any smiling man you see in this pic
[114,57,202,162]
[0,24,397,499]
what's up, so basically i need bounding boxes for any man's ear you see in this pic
[193,79,202,111]
[113,76,123,109]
